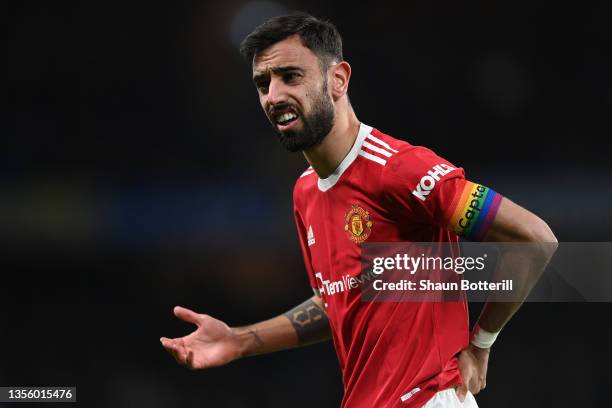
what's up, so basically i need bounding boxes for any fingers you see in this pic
[162,307,204,369]
[478,371,486,391]
[160,337,180,362]
[455,383,467,402]
[160,337,188,365]
[186,349,195,370]
[465,372,485,396]
[173,306,201,325]
[457,367,486,402]
[469,376,482,395]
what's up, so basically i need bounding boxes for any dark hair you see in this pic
[239,12,343,68]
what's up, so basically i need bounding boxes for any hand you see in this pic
[160,306,243,369]
[456,344,490,402]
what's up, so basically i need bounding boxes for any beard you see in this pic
[269,80,335,152]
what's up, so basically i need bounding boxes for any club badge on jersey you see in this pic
[344,205,373,243]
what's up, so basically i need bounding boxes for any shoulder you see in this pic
[375,129,465,195]
[293,166,317,205]
[356,126,411,170]
[365,127,451,165]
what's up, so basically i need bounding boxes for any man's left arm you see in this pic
[456,196,558,400]
[381,151,558,400]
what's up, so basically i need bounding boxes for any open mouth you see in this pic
[272,108,300,130]
[277,112,298,125]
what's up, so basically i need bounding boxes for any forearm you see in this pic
[475,242,556,332]
[233,295,331,357]
[476,198,558,334]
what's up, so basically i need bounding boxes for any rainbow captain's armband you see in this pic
[447,181,502,241]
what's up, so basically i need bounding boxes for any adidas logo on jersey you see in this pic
[307,225,316,246]
[412,163,457,201]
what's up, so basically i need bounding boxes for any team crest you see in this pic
[344,205,373,243]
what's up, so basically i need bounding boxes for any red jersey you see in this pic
[293,123,501,407]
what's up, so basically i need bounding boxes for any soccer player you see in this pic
[160,13,557,407]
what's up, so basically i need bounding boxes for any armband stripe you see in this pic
[447,181,476,226]
[470,187,497,236]
[474,192,502,241]
[448,181,502,240]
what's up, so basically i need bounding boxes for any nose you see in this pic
[266,77,288,107]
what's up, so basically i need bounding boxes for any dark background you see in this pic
[3,0,612,407]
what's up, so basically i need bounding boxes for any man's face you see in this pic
[252,35,335,152]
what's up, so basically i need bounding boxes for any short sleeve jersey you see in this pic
[293,123,502,407]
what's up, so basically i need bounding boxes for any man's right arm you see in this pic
[235,294,330,357]
[160,295,330,369]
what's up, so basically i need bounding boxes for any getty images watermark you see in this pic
[348,242,612,303]
[370,251,513,292]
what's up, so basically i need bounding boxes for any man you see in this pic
[160,13,557,407]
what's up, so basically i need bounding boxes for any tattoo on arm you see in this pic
[283,299,330,344]
[246,328,264,348]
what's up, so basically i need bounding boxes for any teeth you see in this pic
[278,112,297,124]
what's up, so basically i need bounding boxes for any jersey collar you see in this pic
[318,122,373,192]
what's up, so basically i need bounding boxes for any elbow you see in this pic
[527,217,557,244]
[525,217,559,260]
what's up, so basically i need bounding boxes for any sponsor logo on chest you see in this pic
[411,163,457,201]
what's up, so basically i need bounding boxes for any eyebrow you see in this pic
[252,65,305,83]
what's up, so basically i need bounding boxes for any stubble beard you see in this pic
[272,79,335,153]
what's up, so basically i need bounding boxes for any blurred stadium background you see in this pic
[3,0,612,406]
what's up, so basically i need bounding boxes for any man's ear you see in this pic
[329,61,351,101]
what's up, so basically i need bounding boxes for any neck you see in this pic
[302,108,360,179]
